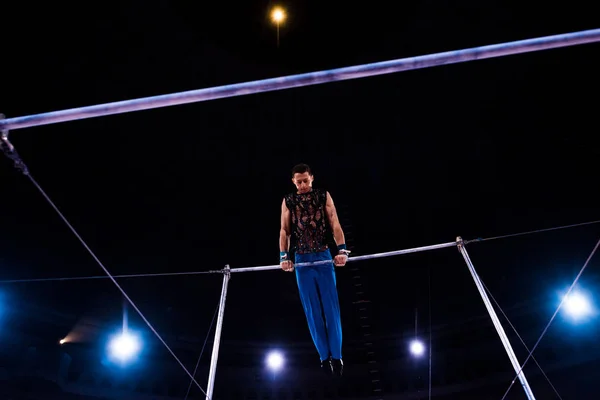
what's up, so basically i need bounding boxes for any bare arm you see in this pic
[325,191,346,247]
[280,198,292,253]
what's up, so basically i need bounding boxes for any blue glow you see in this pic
[106,330,142,365]
[559,287,595,323]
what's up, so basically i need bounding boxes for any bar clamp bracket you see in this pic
[0,114,29,176]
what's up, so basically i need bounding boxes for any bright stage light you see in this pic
[270,7,286,24]
[562,290,593,320]
[108,331,141,362]
[409,339,425,357]
[266,350,284,371]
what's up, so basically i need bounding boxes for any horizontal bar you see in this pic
[0,242,456,283]
[229,241,457,273]
[2,29,599,131]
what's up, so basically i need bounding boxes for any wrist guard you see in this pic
[337,244,351,256]
[280,251,290,263]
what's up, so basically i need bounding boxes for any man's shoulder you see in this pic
[283,192,295,205]
[314,188,328,197]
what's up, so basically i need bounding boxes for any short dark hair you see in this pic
[291,163,312,177]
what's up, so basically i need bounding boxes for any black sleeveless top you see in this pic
[284,188,329,254]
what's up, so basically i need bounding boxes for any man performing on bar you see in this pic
[279,163,350,377]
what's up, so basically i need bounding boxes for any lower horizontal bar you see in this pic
[229,241,457,273]
[0,242,456,283]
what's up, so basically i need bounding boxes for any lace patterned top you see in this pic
[284,188,329,254]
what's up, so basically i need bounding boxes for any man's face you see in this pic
[292,172,314,194]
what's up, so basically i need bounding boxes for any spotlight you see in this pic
[409,339,425,357]
[266,350,284,371]
[108,331,141,362]
[563,290,593,320]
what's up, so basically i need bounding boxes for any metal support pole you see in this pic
[206,265,231,400]
[456,237,536,400]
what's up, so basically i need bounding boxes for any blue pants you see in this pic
[295,249,343,361]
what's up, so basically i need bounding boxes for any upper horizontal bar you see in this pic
[1,28,599,132]
[229,241,457,273]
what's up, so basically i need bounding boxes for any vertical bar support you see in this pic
[456,237,536,400]
[206,265,231,400]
